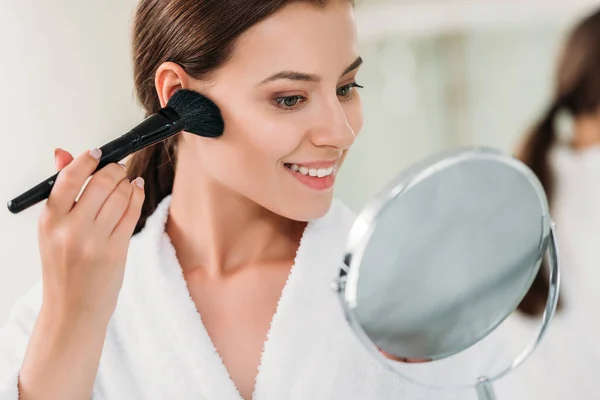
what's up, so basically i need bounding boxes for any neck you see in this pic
[571,113,600,150]
[166,151,306,278]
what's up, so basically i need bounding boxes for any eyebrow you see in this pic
[257,56,363,86]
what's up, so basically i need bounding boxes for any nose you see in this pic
[309,98,356,150]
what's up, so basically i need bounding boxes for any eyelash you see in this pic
[273,82,364,111]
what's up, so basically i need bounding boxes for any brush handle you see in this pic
[7,108,183,214]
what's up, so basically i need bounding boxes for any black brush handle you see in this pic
[7,108,183,214]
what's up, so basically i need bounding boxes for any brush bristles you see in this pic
[167,89,224,138]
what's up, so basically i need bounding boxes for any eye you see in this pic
[337,82,364,98]
[274,95,306,110]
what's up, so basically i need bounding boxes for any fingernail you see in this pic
[54,148,60,163]
[89,148,102,160]
[134,177,145,189]
[118,162,127,171]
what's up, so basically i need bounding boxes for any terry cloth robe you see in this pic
[0,195,499,400]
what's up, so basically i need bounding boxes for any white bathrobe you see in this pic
[0,195,492,400]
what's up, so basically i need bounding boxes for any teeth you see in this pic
[317,168,328,178]
[287,164,334,178]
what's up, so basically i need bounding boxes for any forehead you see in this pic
[219,1,358,81]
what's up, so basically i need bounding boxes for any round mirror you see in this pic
[335,147,560,399]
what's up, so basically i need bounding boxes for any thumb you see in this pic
[54,148,75,171]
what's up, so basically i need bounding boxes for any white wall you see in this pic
[0,1,143,322]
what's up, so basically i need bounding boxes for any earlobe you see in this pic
[155,61,190,108]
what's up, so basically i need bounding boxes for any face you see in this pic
[182,0,362,221]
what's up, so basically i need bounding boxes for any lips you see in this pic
[284,161,338,191]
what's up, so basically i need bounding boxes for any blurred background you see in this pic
[342,0,600,211]
[1,0,600,397]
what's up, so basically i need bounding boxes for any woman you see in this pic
[0,1,474,399]
[496,6,600,399]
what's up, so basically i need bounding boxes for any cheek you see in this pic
[229,114,307,163]
[256,124,305,161]
[194,108,308,184]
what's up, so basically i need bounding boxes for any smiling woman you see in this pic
[129,0,365,228]
[0,1,462,399]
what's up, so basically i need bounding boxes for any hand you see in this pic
[379,349,432,363]
[37,147,145,321]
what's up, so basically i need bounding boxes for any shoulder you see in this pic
[127,195,172,256]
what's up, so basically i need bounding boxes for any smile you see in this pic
[283,161,338,191]
[284,163,335,178]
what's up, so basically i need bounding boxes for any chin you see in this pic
[274,195,334,222]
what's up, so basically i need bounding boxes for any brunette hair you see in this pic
[128,0,336,233]
[517,7,600,316]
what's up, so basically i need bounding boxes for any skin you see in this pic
[19,149,145,400]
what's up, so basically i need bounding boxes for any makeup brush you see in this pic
[7,89,224,214]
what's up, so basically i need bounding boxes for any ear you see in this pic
[155,61,193,108]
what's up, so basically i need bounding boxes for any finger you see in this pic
[54,148,74,171]
[111,177,145,239]
[47,148,102,217]
[95,178,133,236]
[71,163,128,219]
[379,349,431,363]
[54,149,87,202]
